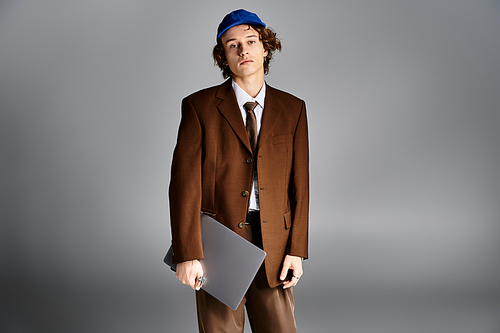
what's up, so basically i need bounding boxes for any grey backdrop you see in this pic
[1,1,500,332]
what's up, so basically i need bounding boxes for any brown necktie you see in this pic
[244,101,258,153]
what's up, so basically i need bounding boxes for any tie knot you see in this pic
[243,101,258,112]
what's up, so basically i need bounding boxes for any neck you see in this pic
[232,73,265,98]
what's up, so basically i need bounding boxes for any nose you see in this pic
[239,45,249,56]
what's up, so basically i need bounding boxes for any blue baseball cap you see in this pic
[217,9,266,40]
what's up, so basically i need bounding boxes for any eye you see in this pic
[229,43,238,49]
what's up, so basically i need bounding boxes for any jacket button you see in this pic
[238,222,245,229]
[242,190,249,197]
[246,158,252,164]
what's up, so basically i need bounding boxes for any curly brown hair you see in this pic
[212,25,282,79]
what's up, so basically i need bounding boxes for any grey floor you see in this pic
[2,281,500,333]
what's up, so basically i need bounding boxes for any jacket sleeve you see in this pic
[169,97,204,264]
[286,100,310,259]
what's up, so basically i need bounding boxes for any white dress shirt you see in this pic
[232,80,266,211]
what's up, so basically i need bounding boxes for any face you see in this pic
[220,25,268,80]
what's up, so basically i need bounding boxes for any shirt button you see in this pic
[246,158,252,164]
[242,190,249,197]
[238,222,245,229]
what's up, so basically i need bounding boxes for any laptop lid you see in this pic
[164,213,267,310]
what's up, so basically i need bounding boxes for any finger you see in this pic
[290,263,302,278]
[280,263,290,281]
[186,276,197,289]
[195,263,204,290]
[176,272,190,287]
[286,276,301,289]
[292,270,303,280]
[180,271,197,289]
[194,276,203,291]
[282,279,296,289]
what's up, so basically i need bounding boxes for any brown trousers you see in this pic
[195,218,296,333]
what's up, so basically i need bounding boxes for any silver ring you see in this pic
[196,276,206,286]
[293,275,300,280]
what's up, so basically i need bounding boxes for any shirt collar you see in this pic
[232,79,266,108]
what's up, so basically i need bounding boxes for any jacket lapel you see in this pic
[216,80,252,153]
[258,84,283,150]
[215,81,283,154]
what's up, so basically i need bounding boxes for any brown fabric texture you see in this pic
[169,79,309,288]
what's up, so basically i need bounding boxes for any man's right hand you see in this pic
[175,259,204,290]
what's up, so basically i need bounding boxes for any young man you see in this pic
[169,9,309,332]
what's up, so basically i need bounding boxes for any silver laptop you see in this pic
[164,213,267,310]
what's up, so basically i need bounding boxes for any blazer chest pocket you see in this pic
[272,133,293,146]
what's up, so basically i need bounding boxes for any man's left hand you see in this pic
[280,255,303,289]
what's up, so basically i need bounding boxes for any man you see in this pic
[169,9,309,332]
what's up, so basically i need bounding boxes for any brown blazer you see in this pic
[169,80,309,288]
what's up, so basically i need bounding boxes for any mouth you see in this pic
[239,59,254,66]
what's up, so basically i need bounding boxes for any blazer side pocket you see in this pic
[283,210,292,229]
[201,208,217,219]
